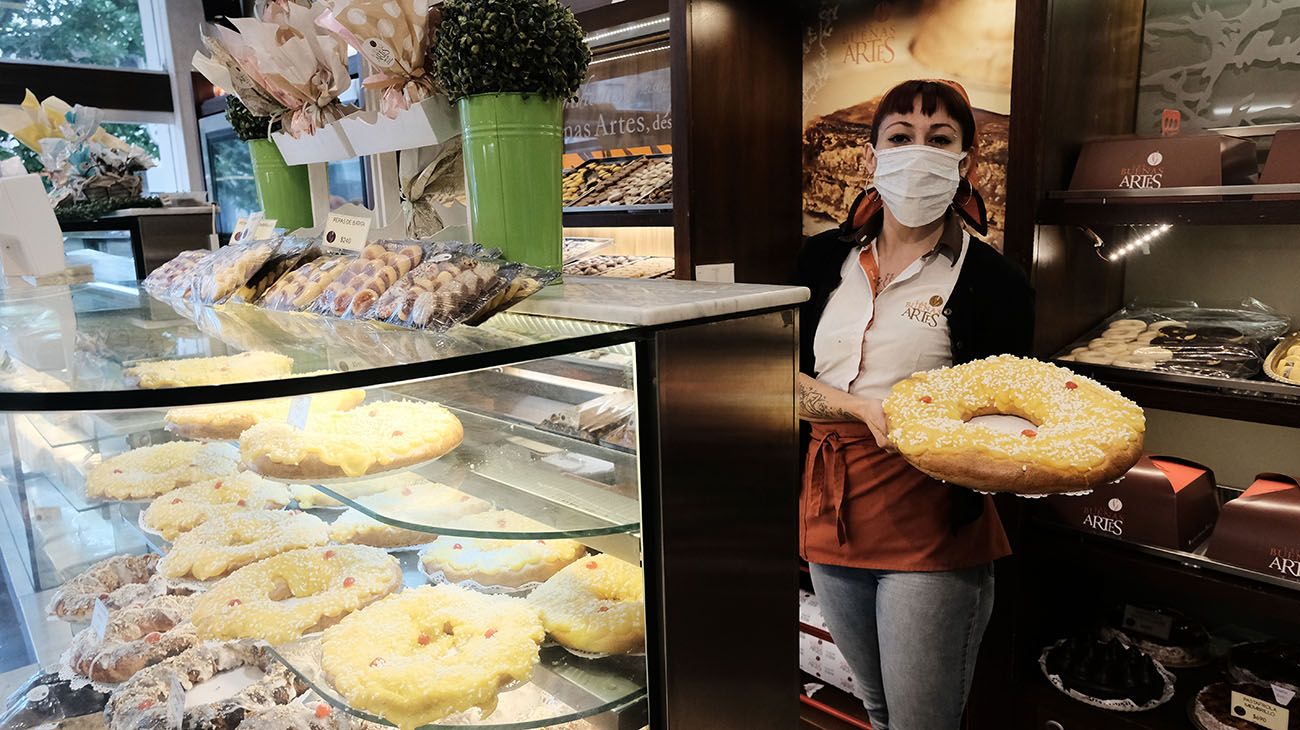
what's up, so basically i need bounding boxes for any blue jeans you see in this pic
[808,562,996,730]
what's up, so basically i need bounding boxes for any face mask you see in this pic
[870,144,967,227]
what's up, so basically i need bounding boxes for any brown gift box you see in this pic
[1257,128,1300,201]
[1038,455,1219,551]
[1206,473,1300,584]
[1068,134,1257,197]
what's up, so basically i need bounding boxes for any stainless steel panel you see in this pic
[642,309,801,729]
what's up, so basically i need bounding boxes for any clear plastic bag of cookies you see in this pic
[189,237,281,305]
[462,264,561,326]
[143,250,210,299]
[258,254,353,312]
[307,242,427,319]
[225,235,322,304]
[363,242,505,330]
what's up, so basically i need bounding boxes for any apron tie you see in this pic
[808,429,873,546]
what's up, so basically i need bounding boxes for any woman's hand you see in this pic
[855,398,894,451]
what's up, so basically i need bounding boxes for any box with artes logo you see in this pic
[1068,134,1257,198]
[1038,455,1220,551]
[1206,474,1300,584]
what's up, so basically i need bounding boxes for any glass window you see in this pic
[0,0,162,70]
[200,117,258,236]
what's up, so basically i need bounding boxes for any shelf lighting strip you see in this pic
[589,44,670,67]
[585,17,670,44]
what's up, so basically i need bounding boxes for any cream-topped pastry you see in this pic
[883,355,1145,494]
[321,585,544,730]
[159,510,329,581]
[240,400,464,480]
[527,553,645,655]
[164,387,367,440]
[87,441,242,501]
[330,481,490,548]
[420,510,587,589]
[124,351,294,389]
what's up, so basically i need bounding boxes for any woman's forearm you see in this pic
[798,373,865,423]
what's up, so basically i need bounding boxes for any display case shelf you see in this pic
[1038,183,1300,226]
[1056,359,1300,428]
[270,633,647,730]
[562,205,673,228]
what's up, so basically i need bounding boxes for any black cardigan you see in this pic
[794,204,1035,531]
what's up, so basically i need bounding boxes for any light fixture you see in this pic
[588,44,670,67]
[1102,223,1172,262]
[585,17,669,44]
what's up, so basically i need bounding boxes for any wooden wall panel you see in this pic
[670,0,802,284]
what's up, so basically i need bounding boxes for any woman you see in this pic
[796,79,1034,730]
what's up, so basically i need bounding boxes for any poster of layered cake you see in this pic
[802,0,1016,249]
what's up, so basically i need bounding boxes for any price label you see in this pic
[1232,691,1291,730]
[252,217,278,239]
[230,217,250,242]
[233,212,264,243]
[91,598,110,642]
[1121,605,1174,641]
[287,396,312,429]
[165,675,185,723]
[323,212,371,252]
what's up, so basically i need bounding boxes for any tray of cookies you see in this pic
[189,237,281,305]
[363,244,504,329]
[225,235,322,304]
[258,255,352,312]
[569,155,672,207]
[307,242,425,319]
[561,157,639,206]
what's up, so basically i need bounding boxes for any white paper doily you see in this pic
[1039,638,1176,712]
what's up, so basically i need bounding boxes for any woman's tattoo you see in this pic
[800,380,856,421]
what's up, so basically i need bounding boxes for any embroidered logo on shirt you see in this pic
[903,296,947,327]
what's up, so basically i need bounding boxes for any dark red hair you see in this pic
[869,79,977,151]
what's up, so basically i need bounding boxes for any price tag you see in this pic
[1274,684,1297,707]
[1232,690,1291,730]
[323,211,371,252]
[165,675,185,723]
[233,212,264,243]
[230,217,250,242]
[26,685,48,704]
[1121,605,1174,641]
[91,598,110,642]
[287,396,312,429]
[252,217,278,239]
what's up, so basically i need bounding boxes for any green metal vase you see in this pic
[458,93,563,268]
[247,139,313,231]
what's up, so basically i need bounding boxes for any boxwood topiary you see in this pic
[225,96,277,141]
[432,0,592,102]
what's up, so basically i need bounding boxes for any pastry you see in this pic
[104,643,303,730]
[1110,605,1211,668]
[258,255,352,312]
[320,585,545,730]
[526,553,645,655]
[1042,634,1169,708]
[124,351,294,389]
[287,471,428,509]
[142,250,209,298]
[420,510,587,589]
[911,0,1016,88]
[140,472,292,541]
[239,400,464,481]
[308,243,424,319]
[64,595,198,685]
[191,239,279,305]
[227,236,320,304]
[0,671,110,729]
[1228,641,1300,688]
[328,482,490,549]
[192,545,402,645]
[86,441,242,501]
[49,554,164,621]
[883,355,1146,494]
[164,388,367,441]
[1192,681,1300,730]
[367,251,503,329]
[159,511,330,581]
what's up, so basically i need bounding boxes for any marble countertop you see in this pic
[513,276,809,326]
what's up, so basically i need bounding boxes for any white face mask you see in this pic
[870,144,967,227]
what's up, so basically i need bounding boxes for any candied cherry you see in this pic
[1021,429,1037,438]
[315,704,332,719]
[597,606,610,613]
[452,544,463,551]
[484,628,497,639]
[401,487,412,496]
[1065,381,1078,390]
[170,498,182,505]
[144,632,161,644]
[536,540,546,546]
[236,499,246,507]
[213,481,223,489]
[392,430,403,437]
[586,561,598,570]
[98,593,109,600]
[919,396,933,404]
[324,550,336,559]
[112,469,123,475]
[137,700,155,710]
[228,599,241,607]
[417,633,431,646]
[343,577,356,588]
[369,657,385,668]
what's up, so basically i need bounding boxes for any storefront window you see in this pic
[0,0,161,69]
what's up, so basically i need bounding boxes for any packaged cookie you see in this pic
[307,242,426,319]
[258,254,353,311]
[142,250,210,299]
[365,244,504,330]
[462,264,561,326]
[226,235,322,304]
[189,238,280,305]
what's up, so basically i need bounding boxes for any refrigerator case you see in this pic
[0,276,806,730]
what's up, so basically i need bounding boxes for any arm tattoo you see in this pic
[799,380,857,421]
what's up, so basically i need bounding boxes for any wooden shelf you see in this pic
[562,204,673,228]
[799,672,871,730]
[1056,359,1300,428]
[1037,197,1300,227]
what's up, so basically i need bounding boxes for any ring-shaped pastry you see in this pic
[192,545,402,644]
[141,472,290,540]
[883,355,1145,494]
[526,553,646,655]
[160,511,329,581]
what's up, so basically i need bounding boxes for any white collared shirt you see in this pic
[813,230,969,399]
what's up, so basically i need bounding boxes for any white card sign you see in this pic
[1274,684,1297,707]
[287,396,312,429]
[252,217,278,239]
[1232,691,1291,730]
[1121,605,1174,641]
[91,598,110,641]
[323,211,371,252]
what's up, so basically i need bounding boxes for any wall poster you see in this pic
[802,0,1015,249]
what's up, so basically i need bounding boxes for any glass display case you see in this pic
[0,276,806,730]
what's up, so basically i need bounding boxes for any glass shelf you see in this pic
[0,283,633,410]
[270,638,647,730]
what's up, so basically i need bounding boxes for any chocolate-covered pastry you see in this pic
[1229,641,1300,688]
[1045,635,1167,706]
[0,671,109,730]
